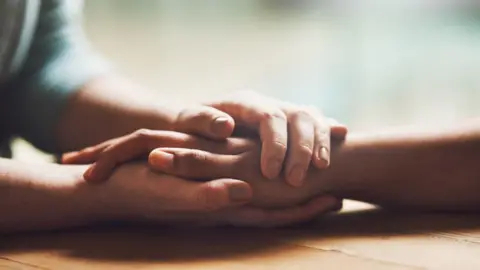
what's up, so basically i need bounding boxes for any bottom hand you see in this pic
[102,162,339,227]
[212,196,341,228]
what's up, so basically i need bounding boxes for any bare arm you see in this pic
[55,75,181,151]
[148,119,480,211]
[2,157,328,233]
[0,159,105,232]
[322,120,480,211]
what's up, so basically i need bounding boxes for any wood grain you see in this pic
[2,201,480,269]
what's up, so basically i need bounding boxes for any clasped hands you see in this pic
[63,91,347,227]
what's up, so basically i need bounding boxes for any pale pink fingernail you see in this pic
[149,150,175,170]
[316,147,329,168]
[211,117,231,136]
[83,164,96,181]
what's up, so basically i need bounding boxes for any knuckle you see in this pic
[165,131,189,144]
[316,126,330,138]
[189,151,208,163]
[134,128,154,139]
[177,107,204,125]
[262,111,287,122]
[288,111,316,126]
[80,146,96,155]
[175,108,191,124]
[98,147,117,163]
[177,106,216,129]
[288,108,311,121]
[176,151,207,172]
[316,133,329,146]
[296,144,314,158]
[193,106,214,119]
[315,135,329,148]
[271,140,288,153]
[198,183,222,212]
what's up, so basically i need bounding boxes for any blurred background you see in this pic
[14,0,480,159]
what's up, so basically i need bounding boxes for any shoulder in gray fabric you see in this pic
[0,0,39,85]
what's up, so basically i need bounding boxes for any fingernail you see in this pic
[228,185,252,202]
[288,165,305,187]
[149,150,175,170]
[316,147,330,168]
[211,117,230,136]
[62,153,73,163]
[83,164,96,181]
[267,159,282,179]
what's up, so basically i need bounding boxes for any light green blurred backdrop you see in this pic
[17,0,480,159]
[82,0,480,130]
[16,0,480,161]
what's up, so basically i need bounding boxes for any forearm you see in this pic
[55,75,184,151]
[0,159,109,233]
[320,120,480,211]
[244,120,480,210]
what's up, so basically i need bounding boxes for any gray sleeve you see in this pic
[4,0,111,153]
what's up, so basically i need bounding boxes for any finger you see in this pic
[83,130,178,182]
[284,111,315,187]
[210,95,288,179]
[224,195,339,227]
[328,118,348,138]
[61,139,116,164]
[86,131,251,182]
[279,102,348,139]
[175,106,235,139]
[160,177,253,211]
[312,115,331,169]
[148,148,238,180]
[259,111,288,179]
[84,130,156,182]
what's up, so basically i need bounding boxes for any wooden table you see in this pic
[2,201,480,270]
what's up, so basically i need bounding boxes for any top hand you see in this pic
[96,161,339,228]
[203,90,348,186]
[62,130,254,182]
[64,91,348,187]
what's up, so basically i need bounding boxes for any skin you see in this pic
[11,118,480,233]
[147,120,480,211]
[1,73,347,232]
[57,76,347,187]
[0,158,339,233]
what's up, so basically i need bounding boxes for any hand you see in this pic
[99,162,340,227]
[204,90,348,186]
[64,94,348,187]
[147,142,341,208]
[62,130,253,182]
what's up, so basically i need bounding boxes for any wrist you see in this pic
[62,165,118,224]
[310,136,363,197]
[94,162,155,222]
[0,161,120,232]
[62,164,131,224]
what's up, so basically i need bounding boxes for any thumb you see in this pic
[175,106,235,139]
[194,179,253,211]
